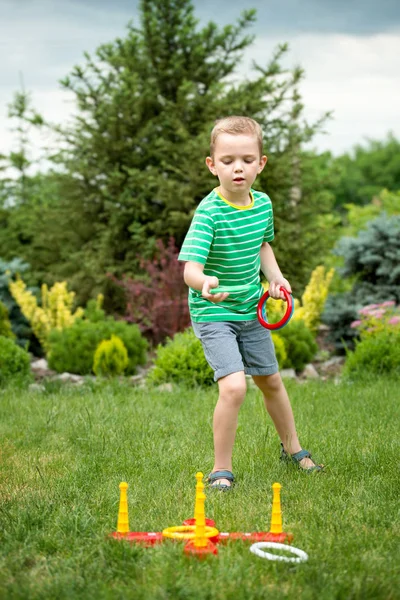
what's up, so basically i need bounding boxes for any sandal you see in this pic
[280,443,324,473]
[207,470,235,491]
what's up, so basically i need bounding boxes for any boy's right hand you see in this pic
[202,276,229,303]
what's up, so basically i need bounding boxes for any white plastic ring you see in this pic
[249,542,308,563]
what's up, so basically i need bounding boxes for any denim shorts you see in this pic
[191,319,279,382]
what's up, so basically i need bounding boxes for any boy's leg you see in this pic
[191,321,248,488]
[212,370,247,487]
[252,373,317,469]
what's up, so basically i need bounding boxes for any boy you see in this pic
[178,116,322,489]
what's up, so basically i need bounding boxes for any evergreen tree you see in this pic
[0,87,48,275]
[3,0,333,303]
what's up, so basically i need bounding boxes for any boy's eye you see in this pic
[220,158,255,164]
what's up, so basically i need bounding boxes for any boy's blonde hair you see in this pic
[210,116,263,157]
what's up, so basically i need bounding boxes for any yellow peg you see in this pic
[184,474,218,556]
[117,482,130,534]
[269,482,283,534]
[195,471,204,491]
[194,490,207,548]
[193,472,204,521]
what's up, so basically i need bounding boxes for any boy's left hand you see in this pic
[268,278,292,301]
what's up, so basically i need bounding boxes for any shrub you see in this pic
[343,329,400,379]
[148,327,214,386]
[110,238,190,345]
[278,320,318,372]
[322,292,361,351]
[84,296,106,323]
[9,277,84,352]
[0,336,31,386]
[350,301,400,338]
[294,265,335,332]
[337,214,400,289]
[93,335,129,377]
[47,318,147,375]
[0,300,15,339]
[271,333,287,369]
[323,213,400,351]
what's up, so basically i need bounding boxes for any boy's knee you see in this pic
[218,373,246,405]
[253,372,283,394]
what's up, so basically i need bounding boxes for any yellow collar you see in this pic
[216,188,254,210]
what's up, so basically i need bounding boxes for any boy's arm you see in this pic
[183,261,229,303]
[260,242,292,300]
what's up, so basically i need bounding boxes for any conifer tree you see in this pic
[43,0,329,300]
[2,0,333,303]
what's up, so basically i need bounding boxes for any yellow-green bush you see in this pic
[93,335,129,377]
[0,301,15,339]
[295,265,335,332]
[9,277,83,352]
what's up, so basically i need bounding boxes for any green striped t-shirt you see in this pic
[178,188,274,322]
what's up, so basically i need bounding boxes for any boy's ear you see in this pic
[258,155,268,173]
[206,156,217,176]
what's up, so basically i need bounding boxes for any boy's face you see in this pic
[206,133,267,196]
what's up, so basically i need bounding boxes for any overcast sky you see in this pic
[1,0,400,166]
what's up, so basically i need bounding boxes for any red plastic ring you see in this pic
[257,287,293,331]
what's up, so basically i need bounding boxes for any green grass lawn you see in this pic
[0,377,399,600]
